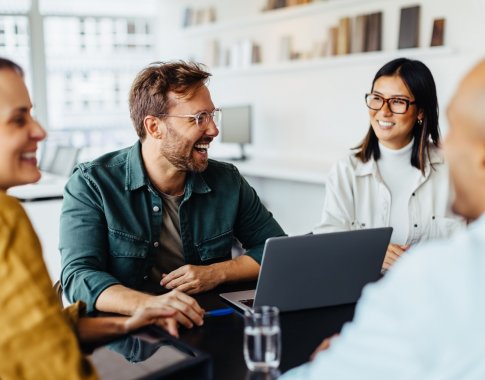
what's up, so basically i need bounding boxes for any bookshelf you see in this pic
[181,0,386,36]
[179,0,452,73]
[211,46,455,76]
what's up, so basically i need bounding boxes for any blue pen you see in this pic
[205,307,234,317]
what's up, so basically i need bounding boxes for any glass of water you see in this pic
[244,306,281,372]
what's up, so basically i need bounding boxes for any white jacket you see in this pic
[313,146,465,245]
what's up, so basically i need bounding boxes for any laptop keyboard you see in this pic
[240,299,254,307]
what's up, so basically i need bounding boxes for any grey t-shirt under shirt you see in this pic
[152,192,185,280]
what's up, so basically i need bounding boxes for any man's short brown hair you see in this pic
[129,61,211,140]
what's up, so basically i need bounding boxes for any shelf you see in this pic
[211,46,456,76]
[181,0,388,36]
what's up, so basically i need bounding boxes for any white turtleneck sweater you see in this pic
[377,139,421,245]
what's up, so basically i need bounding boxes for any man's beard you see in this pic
[163,148,208,173]
[160,136,208,173]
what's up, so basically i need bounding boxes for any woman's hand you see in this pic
[382,243,410,271]
[310,333,340,361]
[123,307,178,337]
[77,308,178,344]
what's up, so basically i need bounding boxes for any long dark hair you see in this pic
[355,58,440,174]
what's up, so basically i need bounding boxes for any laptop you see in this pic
[220,227,392,312]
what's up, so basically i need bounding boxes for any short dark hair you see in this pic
[128,61,211,140]
[0,57,24,76]
[355,58,440,173]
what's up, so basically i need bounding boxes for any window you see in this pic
[0,0,159,161]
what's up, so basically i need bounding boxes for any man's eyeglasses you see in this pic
[160,108,222,130]
[365,93,416,114]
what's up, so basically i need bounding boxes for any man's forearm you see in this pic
[210,255,260,284]
[95,284,153,315]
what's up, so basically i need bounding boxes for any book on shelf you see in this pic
[252,44,262,64]
[274,0,287,9]
[279,35,293,61]
[263,0,314,11]
[365,12,382,52]
[326,26,339,56]
[263,0,277,11]
[351,14,367,54]
[225,40,260,68]
[182,7,193,28]
[208,7,217,23]
[195,9,205,25]
[398,5,421,49]
[337,17,351,55]
[204,39,220,68]
[430,18,445,47]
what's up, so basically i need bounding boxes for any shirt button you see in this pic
[153,241,160,248]
[143,275,149,280]
[153,205,160,212]
[414,224,418,228]
[412,193,416,196]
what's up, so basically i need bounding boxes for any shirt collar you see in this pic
[354,145,444,178]
[185,171,212,196]
[125,141,150,191]
[125,141,212,195]
[355,158,377,177]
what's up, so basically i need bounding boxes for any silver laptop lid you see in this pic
[253,227,392,311]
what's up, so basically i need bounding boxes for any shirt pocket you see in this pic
[195,230,233,263]
[108,234,148,258]
[107,232,149,287]
[430,216,466,239]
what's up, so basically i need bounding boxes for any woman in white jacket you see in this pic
[314,58,465,270]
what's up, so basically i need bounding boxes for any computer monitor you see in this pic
[220,105,252,161]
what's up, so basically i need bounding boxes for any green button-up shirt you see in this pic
[60,142,285,311]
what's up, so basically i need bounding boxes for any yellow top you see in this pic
[0,192,97,380]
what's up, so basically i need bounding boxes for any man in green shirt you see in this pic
[60,61,285,328]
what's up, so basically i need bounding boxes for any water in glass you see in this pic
[244,306,281,372]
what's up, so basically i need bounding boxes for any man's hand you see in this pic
[310,333,340,361]
[382,243,410,271]
[124,307,178,337]
[95,285,205,329]
[160,264,223,295]
[143,289,205,328]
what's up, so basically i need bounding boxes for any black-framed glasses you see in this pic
[365,93,416,114]
[160,108,222,130]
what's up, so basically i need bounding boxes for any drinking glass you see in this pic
[243,306,281,372]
